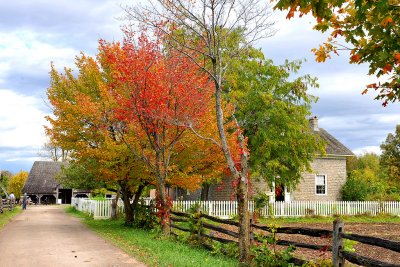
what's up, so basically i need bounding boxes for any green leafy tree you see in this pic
[7,171,28,199]
[381,125,400,182]
[341,153,399,201]
[228,54,325,189]
[0,170,12,197]
[274,0,400,105]
[342,168,378,201]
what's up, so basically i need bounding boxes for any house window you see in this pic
[315,174,327,195]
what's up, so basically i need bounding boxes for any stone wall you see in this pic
[207,157,347,201]
[291,157,347,201]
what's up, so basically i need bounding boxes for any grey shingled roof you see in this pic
[22,161,64,194]
[317,128,354,156]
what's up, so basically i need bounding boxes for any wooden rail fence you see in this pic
[0,198,15,213]
[71,198,400,265]
[170,211,400,267]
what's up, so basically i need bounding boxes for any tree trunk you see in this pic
[156,182,170,235]
[111,197,117,219]
[111,188,121,219]
[154,147,170,235]
[237,175,251,264]
[132,184,145,219]
[215,85,251,264]
[201,183,210,201]
[120,182,134,226]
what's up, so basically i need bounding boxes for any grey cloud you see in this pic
[0,0,126,50]
[1,70,50,95]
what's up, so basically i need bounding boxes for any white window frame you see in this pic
[315,174,327,195]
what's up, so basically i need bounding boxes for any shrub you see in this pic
[341,174,371,201]
[251,224,296,267]
[133,200,157,230]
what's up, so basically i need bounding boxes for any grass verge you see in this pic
[0,206,22,230]
[65,207,237,267]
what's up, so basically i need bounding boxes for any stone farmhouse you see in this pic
[22,161,89,204]
[173,116,354,202]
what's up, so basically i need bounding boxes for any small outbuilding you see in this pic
[22,161,89,204]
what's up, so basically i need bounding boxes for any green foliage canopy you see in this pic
[226,49,325,188]
[342,152,400,201]
[380,125,400,182]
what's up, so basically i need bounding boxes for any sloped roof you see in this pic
[22,161,64,194]
[317,128,354,156]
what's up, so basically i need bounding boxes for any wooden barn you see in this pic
[22,161,89,204]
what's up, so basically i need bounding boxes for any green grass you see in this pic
[65,207,237,267]
[0,206,22,229]
[258,213,400,224]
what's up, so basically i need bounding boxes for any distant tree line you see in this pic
[343,125,400,201]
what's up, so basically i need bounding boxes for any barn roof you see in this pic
[22,161,64,194]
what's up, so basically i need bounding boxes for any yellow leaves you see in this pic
[311,44,331,63]
[381,17,393,28]
[299,5,312,17]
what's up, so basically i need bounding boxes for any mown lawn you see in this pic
[65,207,238,267]
[0,206,22,230]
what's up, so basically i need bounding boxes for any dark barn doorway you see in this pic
[58,189,72,204]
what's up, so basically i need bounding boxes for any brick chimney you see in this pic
[309,116,319,131]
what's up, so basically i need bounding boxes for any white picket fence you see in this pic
[71,198,400,219]
[71,198,125,219]
[173,200,400,218]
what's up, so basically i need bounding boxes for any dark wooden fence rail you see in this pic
[332,218,400,267]
[170,210,400,267]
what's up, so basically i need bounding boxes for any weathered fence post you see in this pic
[332,217,345,267]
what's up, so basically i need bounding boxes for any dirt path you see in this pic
[0,205,146,267]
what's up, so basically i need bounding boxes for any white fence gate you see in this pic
[72,198,400,219]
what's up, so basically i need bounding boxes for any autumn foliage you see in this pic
[97,33,222,231]
[46,31,228,230]
[275,0,400,105]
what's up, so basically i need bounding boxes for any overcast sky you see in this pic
[1,1,399,173]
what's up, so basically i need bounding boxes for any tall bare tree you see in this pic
[38,139,70,162]
[124,0,275,263]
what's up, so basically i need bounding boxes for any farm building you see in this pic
[172,116,354,202]
[22,161,89,204]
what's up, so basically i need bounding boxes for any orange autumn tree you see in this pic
[46,54,151,225]
[169,100,240,199]
[167,102,232,198]
[99,33,215,233]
